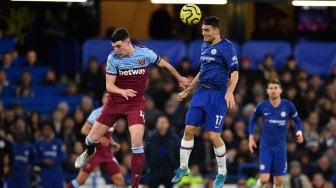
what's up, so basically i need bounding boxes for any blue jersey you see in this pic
[105,45,160,112]
[248,99,303,151]
[33,137,65,172]
[198,39,238,91]
[11,141,34,174]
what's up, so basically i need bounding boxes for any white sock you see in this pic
[180,139,194,169]
[214,145,227,175]
[273,185,283,188]
[256,179,266,188]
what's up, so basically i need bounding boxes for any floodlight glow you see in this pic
[151,0,227,5]
[292,0,336,6]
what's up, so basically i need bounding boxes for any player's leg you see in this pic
[203,90,227,187]
[272,150,287,188]
[171,106,204,183]
[75,113,118,168]
[256,149,272,187]
[66,171,90,188]
[127,109,147,188]
[103,157,125,186]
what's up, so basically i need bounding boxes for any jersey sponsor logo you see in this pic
[268,119,286,126]
[138,59,145,65]
[44,151,57,157]
[231,55,238,65]
[200,56,215,62]
[211,48,217,55]
[280,111,287,117]
[15,155,29,162]
[264,113,270,116]
[118,68,146,76]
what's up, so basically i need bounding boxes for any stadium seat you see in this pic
[187,39,240,69]
[0,38,15,55]
[241,41,292,70]
[139,39,187,67]
[31,85,66,97]
[294,42,336,76]
[4,66,51,84]
[82,38,113,70]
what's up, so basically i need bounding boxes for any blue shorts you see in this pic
[185,86,227,133]
[259,148,287,176]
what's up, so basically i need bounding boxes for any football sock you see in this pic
[85,136,97,155]
[256,179,266,188]
[214,145,227,175]
[131,146,145,188]
[180,139,194,169]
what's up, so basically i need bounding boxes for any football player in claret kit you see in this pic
[75,28,190,188]
[248,79,304,188]
[67,93,124,188]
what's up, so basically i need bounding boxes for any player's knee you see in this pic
[112,174,125,186]
[260,177,269,184]
[184,126,196,138]
[274,177,283,186]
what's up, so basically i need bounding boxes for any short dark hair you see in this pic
[268,79,282,88]
[40,121,55,132]
[203,16,221,29]
[110,28,130,43]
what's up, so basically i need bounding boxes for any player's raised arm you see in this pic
[177,72,200,102]
[157,58,190,88]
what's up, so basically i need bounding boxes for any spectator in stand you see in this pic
[311,173,333,188]
[1,52,13,69]
[258,53,275,81]
[43,69,58,85]
[282,55,299,78]
[59,116,78,157]
[52,109,65,136]
[27,112,42,142]
[56,101,70,118]
[176,57,197,77]
[283,161,312,188]
[80,57,105,99]
[0,129,13,186]
[16,70,34,97]
[64,81,79,96]
[144,96,163,131]
[78,96,94,118]
[314,156,334,181]
[145,115,180,188]
[24,50,40,66]
[0,70,9,93]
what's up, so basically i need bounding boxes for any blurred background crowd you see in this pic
[0,1,336,188]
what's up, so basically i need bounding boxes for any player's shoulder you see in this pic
[257,100,268,107]
[135,45,155,55]
[219,38,235,49]
[282,98,295,106]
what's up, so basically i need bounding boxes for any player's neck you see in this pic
[269,98,281,107]
[211,37,221,45]
[126,45,136,56]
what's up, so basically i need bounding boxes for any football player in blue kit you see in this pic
[248,79,304,188]
[172,16,239,188]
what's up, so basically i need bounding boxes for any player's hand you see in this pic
[225,92,236,108]
[99,137,110,146]
[44,159,54,166]
[296,132,304,144]
[111,142,121,152]
[177,89,190,102]
[248,136,257,153]
[178,76,191,89]
[120,89,137,100]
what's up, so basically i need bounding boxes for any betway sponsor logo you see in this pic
[200,56,215,61]
[119,68,146,76]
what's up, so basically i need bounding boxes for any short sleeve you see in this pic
[86,111,97,125]
[229,43,239,72]
[106,54,118,74]
[146,48,161,65]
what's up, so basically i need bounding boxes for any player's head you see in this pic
[202,16,221,44]
[266,79,282,100]
[110,28,132,57]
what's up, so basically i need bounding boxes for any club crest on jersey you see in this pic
[211,49,217,55]
[139,59,145,65]
[280,111,286,117]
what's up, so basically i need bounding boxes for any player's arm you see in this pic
[248,105,260,153]
[157,58,190,88]
[106,74,137,100]
[290,103,304,144]
[177,72,200,102]
[225,71,239,108]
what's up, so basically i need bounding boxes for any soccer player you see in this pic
[67,93,124,188]
[171,16,239,188]
[248,79,304,188]
[33,121,66,188]
[75,28,190,188]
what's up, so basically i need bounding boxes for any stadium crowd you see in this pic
[0,45,335,188]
